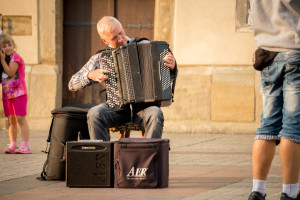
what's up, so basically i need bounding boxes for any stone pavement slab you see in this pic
[0,130,284,199]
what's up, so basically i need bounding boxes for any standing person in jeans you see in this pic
[69,16,177,141]
[248,0,300,200]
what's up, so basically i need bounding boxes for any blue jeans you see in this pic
[257,52,300,144]
[87,103,164,140]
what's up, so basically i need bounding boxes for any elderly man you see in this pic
[69,16,177,141]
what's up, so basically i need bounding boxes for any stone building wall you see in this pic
[155,0,261,133]
[0,0,261,134]
[0,0,62,131]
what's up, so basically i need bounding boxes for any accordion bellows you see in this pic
[101,41,172,108]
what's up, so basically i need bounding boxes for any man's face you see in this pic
[102,24,127,48]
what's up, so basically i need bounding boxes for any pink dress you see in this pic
[1,53,27,99]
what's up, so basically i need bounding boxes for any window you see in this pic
[0,15,32,36]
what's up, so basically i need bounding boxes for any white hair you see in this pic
[97,16,122,39]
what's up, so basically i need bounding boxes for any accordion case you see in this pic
[114,138,170,188]
[101,41,172,109]
[40,106,90,181]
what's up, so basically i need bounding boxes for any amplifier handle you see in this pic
[120,144,157,149]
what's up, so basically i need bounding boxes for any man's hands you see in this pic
[163,52,176,71]
[88,69,109,84]
[88,52,175,85]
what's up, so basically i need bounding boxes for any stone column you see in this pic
[154,0,175,50]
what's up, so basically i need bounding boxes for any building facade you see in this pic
[0,0,260,134]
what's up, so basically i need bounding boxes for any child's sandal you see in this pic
[15,145,32,154]
[4,147,16,154]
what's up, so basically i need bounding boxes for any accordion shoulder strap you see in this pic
[132,37,149,43]
[95,38,148,54]
[95,46,112,54]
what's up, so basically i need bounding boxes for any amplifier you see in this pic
[66,141,114,187]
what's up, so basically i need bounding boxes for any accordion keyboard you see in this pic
[160,49,171,93]
[102,53,120,108]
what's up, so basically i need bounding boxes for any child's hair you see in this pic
[0,34,16,48]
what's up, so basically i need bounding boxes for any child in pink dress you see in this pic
[0,34,31,154]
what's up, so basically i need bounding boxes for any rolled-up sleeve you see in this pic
[68,53,102,91]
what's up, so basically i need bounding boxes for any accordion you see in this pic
[101,41,172,109]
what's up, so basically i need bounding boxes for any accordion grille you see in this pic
[102,54,120,108]
[118,49,135,103]
[160,49,171,92]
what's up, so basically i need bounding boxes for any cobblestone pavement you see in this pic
[0,129,285,200]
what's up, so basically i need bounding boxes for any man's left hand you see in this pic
[163,53,176,70]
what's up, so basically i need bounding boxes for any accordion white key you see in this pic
[101,41,172,109]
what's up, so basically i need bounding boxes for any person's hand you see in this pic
[163,52,176,70]
[88,69,110,84]
[0,50,5,61]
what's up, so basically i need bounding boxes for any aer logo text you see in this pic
[126,167,148,180]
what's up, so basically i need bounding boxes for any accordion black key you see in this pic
[101,41,172,109]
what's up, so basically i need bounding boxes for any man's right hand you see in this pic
[87,69,109,84]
